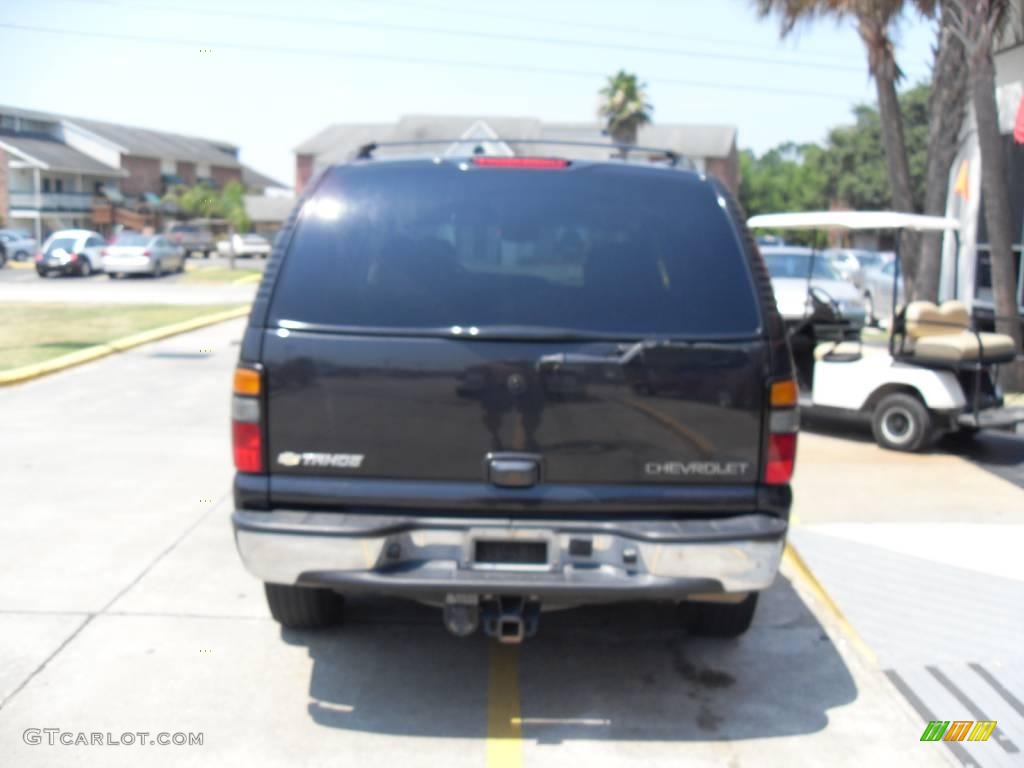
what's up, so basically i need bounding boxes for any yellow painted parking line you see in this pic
[486,642,523,768]
[6,260,33,269]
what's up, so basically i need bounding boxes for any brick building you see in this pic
[0,105,263,240]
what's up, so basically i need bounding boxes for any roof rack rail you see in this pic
[353,139,691,169]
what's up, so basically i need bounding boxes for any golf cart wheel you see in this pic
[680,593,758,638]
[871,393,933,452]
[264,583,344,629]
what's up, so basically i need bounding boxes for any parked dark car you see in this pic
[230,154,797,643]
[166,222,216,258]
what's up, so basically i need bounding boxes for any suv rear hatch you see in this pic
[256,160,772,508]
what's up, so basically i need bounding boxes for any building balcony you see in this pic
[9,191,98,213]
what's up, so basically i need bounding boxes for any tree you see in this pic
[946,0,1022,387]
[754,0,934,292]
[163,180,250,233]
[917,4,968,302]
[597,70,653,146]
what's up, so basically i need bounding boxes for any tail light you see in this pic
[69,252,79,262]
[142,249,151,257]
[765,378,798,484]
[101,248,109,256]
[232,367,263,473]
[34,251,43,262]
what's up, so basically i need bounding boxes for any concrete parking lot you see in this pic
[1,315,1021,766]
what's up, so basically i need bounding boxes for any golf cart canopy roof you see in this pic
[747,211,960,232]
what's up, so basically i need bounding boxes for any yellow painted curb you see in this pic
[232,273,262,284]
[6,260,33,270]
[0,305,250,386]
[1005,392,1024,406]
[782,543,878,666]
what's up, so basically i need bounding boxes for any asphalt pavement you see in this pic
[0,318,956,768]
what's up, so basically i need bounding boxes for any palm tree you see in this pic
[945,0,1022,387]
[754,1,933,295]
[598,70,654,147]
[918,2,968,302]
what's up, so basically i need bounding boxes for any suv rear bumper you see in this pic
[233,510,787,602]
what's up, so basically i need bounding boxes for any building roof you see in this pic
[241,164,289,192]
[69,118,240,167]
[244,194,295,223]
[0,135,126,176]
[0,104,240,168]
[296,116,737,166]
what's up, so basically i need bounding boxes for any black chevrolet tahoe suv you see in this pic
[231,151,797,642]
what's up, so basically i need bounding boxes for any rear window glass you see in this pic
[45,238,78,253]
[269,163,761,336]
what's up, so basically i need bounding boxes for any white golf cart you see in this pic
[748,211,1024,452]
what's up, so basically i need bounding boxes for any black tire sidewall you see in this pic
[872,393,931,452]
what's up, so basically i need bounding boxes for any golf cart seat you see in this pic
[900,300,1015,364]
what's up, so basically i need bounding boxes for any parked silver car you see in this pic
[102,232,186,278]
[824,247,888,289]
[0,228,38,264]
[762,246,867,329]
[860,259,904,326]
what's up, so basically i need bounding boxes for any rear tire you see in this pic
[78,259,92,277]
[871,393,933,452]
[680,593,758,638]
[153,260,163,278]
[264,583,344,629]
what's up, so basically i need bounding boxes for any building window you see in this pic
[55,179,63,193]
[94,181,103,194]
[42,178,51,193]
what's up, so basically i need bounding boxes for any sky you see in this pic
[0,0,940,189]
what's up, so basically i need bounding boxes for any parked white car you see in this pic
[230,233,272,258]
[761,246,867,329]
[36,229,107,277]
[102,232,186,278]
[0,228,38,263]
